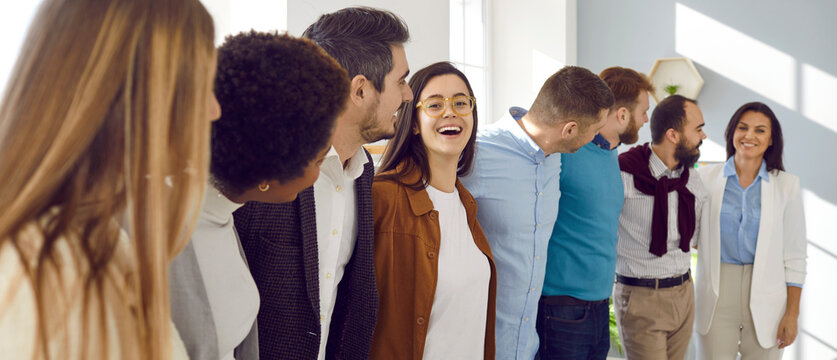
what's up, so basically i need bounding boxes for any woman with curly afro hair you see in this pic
[169,31,349,360]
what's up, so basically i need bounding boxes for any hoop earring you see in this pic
[258,182,270,192]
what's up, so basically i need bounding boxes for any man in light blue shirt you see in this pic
[538,67,654,359]
[461,66,614,360]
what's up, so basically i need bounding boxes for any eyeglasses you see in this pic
[415,95,476,118]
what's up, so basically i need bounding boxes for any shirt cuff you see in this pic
[787,282,803,288]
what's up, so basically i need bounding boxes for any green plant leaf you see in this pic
[609,301,623,354]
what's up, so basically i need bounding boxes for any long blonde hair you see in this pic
[0,0,215,358]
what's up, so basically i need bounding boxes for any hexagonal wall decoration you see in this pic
[648,57,704,104]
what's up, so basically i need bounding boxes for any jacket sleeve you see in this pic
[782,174,807,285]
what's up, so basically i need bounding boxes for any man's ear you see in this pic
[562,121,578,138]
[349,74,369,106]
[665,128,680,144]
[616,106,630,126]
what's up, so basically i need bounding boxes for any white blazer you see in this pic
[695,163,807,348]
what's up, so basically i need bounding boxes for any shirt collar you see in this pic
[501,106,545,160]
[323,145,370,181]
[723,156,770,182]
[591,133,612,150]
[201,184,245,225]
[648,147,683,179]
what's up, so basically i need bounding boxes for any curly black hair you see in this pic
[211,31,349,196]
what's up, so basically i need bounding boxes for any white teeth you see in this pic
[436,126,462,133]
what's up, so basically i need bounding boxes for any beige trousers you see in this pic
[696,263,783,360]
[613,279,694,360]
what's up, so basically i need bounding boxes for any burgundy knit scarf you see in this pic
[618,143,695,257]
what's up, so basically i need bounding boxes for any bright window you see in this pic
[449,0,489,124]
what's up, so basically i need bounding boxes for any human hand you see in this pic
[776,312,798,349]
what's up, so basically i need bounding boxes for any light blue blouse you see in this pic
[720,157,801,287]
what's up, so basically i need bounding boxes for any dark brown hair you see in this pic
[377,62,477,189]
[528,65,614,127]
[599,66,654,111]
[650,94,697,144]
[302,7,409,92]
[724,102,785,172]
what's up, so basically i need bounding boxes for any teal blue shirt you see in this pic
[542,135,624,301]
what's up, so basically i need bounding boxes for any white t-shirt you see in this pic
[422,185,491,360]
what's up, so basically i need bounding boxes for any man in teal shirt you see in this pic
[537,67,654,359]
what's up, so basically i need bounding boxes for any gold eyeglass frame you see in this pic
[414,95,477,118]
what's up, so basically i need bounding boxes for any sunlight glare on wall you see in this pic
[802,189,837,255]
[675,3,796,111]
[0,2,39,95]
[698,137,726,163]
[231,0,287,35]
[531,49,564,94]
[801,63,837,133]
[798,189,837,360]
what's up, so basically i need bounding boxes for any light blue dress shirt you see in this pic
[461,107,562,360]
[720,157,801,288]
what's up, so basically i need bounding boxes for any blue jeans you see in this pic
[535,297,610,360]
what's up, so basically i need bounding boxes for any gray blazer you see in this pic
[170,239,259,360]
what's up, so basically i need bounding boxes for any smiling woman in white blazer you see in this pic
[695,102,807,360]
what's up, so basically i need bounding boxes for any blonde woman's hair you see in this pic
[0,0,215,358]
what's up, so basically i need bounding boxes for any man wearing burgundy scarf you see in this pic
[614,94,710,360]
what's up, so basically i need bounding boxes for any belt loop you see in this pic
[655,278,659,290]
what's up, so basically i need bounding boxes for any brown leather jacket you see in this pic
[370,165,497,359]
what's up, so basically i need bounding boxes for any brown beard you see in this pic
[674,139,702,169]
[619,114,640,145]
[358,96,396,143]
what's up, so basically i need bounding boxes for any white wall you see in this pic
[0,2,40,96]
[286,0,449,76]
[201,0,449,73]
[489,0,576,122]
[201,0,288,45]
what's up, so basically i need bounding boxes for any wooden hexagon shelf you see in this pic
[648,57,704,104]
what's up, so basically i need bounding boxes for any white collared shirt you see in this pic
[192,186,259,360]
[314,146,369,359]
[617,149,709,278]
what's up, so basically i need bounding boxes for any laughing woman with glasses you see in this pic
[371,62,496,359]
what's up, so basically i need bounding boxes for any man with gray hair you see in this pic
[234,7,413,360]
